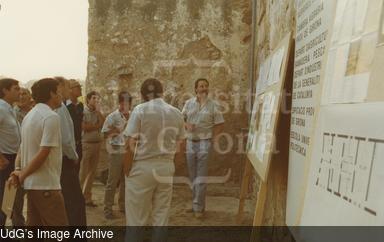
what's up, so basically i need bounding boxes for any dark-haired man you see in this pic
[80,91,104,207]
[181,78,224,218]
[11,78,68,226]
[101,91,131,219]
[0,78,21,225]
[123,79,185,226]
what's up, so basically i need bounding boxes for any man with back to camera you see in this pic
[123,78,186,227]
[10,78,68,226]
[181,78,224,219]
[0,78,21,226]
[55,76,86,226]
[102,91,132,219]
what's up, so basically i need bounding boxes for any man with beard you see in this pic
[181,78,224,219]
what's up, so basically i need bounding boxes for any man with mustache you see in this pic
[181,78,224,219]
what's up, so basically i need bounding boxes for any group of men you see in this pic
[0,76,224,227]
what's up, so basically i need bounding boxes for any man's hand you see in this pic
[72,159,79,166]
[108,126,121,136]
[8,170,24,188]
[174,139,186,168]
[0,157,9,170]
[95,102,101,112]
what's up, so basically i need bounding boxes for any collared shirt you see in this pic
[0,99,21,154]
[101,109,128,154]
[82,106,103,143]
[55,103,78,161]
[181,97,224,140]
[124,98,186,162]
[14,105,28,125]
[21,103,62,190]
[65,100,83,144]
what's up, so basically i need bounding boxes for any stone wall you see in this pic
[87,0,252,182]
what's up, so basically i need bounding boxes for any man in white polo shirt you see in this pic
[124,78,185,227]
[0,78,21,225]
[102,91,132,219]
[11,78,68,226]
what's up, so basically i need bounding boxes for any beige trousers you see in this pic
[79,142,101,203]
[125,160,174,226]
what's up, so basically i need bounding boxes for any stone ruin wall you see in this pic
[87,0,252,182]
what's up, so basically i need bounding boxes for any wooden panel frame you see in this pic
[246,32,293,181]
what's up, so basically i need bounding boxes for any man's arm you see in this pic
[101,115,120,138]
[103,126,121,138]
[0,153,9,170]
[82,121,99,132]
[123,137,137,176]
[58,108,78,161]
[14,149,21,170]
[0,114,9,170]
[11,147,51,184]
[174,139,186,167]
[96,111,105,129]
[83,111,104,132]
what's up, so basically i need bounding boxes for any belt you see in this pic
[189,138,212,143]
[82,141,101,144]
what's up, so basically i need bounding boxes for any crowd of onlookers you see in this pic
[0,76,224,229]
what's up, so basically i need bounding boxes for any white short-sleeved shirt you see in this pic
[181,97,225,140]
[21,103,62,190]
[101,109,128,154]
[124,98,185,161]
[0,99,21,154]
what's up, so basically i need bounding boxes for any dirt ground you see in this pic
[7,152,254,226]
[6,180,254,226]
[87,180,254,226]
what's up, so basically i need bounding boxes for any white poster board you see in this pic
[287,0,337,226]
[299,0,384,228]
[301,103,384,225]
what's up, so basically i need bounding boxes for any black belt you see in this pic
[189,139,212,143]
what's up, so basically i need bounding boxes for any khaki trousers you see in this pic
[125,160,174,226]
[79,142,101,203]
[104,153,125,215]
[26,190,68,226]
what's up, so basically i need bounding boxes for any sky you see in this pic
[0,0,88,83]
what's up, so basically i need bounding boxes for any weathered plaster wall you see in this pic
[87,0,252,181]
